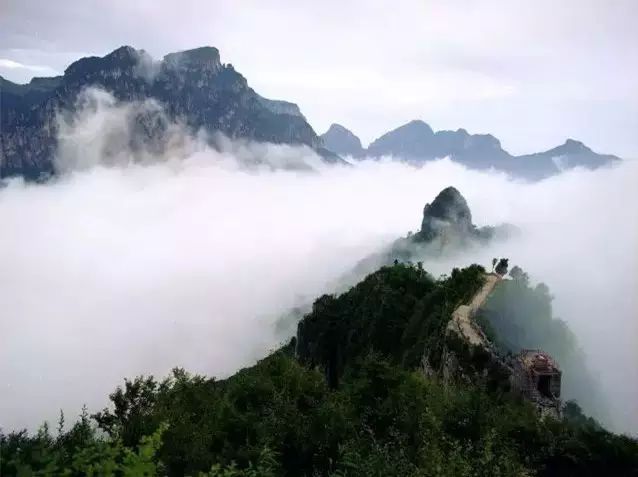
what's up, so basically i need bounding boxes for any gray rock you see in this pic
[0,46,334,179]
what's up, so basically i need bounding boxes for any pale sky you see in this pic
[1,0,637,156]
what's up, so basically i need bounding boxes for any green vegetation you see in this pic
[296,262,486,387]
[477,266,609,423]
[2,263,637,476]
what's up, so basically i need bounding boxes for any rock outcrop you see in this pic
[347,187,517,282]
[417,186,474,241]
[414,186,514,246]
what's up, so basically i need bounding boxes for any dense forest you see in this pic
[2,263,637,476]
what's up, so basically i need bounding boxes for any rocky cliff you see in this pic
[347,186,516,283]
[0,46,335,179]
[414,186,515,245]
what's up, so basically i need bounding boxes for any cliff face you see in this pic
[346,186,517,283]
[417,186,474,241]
[414,186,516,245]
[0,46,329,179]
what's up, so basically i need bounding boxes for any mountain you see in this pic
[348,187,517,281]
[506,139,621,180]
[1,177,632,473]
[4,261,636,475]
[410,186,515,246]
[417,186,479,242]
[365,120,510,169]
[0,46,338,179]
[368,119,433,157]
[320,123,365,157]
[321,120,620,180]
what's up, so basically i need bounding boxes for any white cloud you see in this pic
[0,92,636,436]
[0,58,57,75]
[0,58,29,69]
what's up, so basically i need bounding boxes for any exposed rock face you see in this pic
[347,187,517,282]
[257,95,305,118]
[320,123,364,157]
[0,46,334,179]
[417,186,474,242]
[414,186,512,245]
[340,119,619,180]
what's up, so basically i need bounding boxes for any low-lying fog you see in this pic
[1,90,636,435]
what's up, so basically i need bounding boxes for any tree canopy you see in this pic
[3,263,636,476]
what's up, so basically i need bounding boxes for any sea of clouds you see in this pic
[1,89,636,435]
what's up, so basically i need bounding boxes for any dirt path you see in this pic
[447,273,500,346]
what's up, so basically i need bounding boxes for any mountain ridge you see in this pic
[320,121,620,180]
[0,45,337,179]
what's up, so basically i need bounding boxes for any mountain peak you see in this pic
[108,45,138,59]
[320,123,364,157]
[411,186,516,245]
[163,46,221,69]
[561,138,589,152]
[418,186,473,241]
[367,119,435,158]
[402,119,434,134]
[468,133,501,150]
[326,123,351,134]
[423,186,471,221]
[64,45,144,80]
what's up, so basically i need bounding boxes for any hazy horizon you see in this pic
[2,0,637,158]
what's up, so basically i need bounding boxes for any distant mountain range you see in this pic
[321,120,620,180]
[0,46,338,179]
[0,45,621,180]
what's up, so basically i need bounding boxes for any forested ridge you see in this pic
[2,263,637,476]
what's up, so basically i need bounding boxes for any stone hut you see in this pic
[512,349,562,416]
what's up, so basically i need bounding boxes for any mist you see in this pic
[1,91,636,435]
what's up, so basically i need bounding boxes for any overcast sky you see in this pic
[1,0,637,156]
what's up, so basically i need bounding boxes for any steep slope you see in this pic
[0,46,334,179]
[477,268,611,426]
[3,262,637,476]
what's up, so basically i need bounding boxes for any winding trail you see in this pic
[447,273,501,346]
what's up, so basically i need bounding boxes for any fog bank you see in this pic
[1,92,636,435]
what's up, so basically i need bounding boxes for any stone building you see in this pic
[511,349,562,416]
